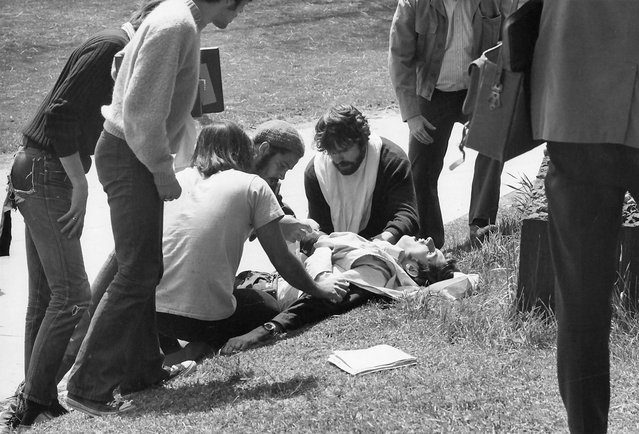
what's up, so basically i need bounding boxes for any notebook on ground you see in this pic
[328,344,417,375]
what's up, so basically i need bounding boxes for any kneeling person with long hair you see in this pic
[153,121,348,361]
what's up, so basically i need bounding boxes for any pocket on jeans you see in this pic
[44,161,71,188]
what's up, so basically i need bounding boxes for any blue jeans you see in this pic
[67,131,168,402]
[10,147,91,406]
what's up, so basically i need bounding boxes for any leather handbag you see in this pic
[459,0,544,162]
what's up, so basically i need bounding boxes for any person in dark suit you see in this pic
[531,2,639,432]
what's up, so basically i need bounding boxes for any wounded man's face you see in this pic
[396,236,449,283]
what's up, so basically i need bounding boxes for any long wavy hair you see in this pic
[190,121,254,178]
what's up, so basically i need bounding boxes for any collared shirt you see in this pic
[437,0,474,91]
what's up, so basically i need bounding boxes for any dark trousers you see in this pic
[410,90,504,246]
[468,154,503,228]
[546,141,639,433]
[273,286,384,331]
[156,288,280,350]
[409,90,468,248]
[67,131,168,402]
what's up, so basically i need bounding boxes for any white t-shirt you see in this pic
[155,168,284,321]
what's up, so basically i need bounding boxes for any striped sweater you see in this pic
[22,28,129,171]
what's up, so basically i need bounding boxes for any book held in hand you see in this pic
[192,47,224,116]
[113,46,224,117]
[328,344,417,376]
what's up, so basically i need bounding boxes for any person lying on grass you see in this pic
[220,231,460,354]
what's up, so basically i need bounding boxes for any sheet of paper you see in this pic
[328,344,416,375]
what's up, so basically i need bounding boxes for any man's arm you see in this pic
[57,153,89,239]
[221,240,343,355]
[279,215,319,243]
[256,219,348,302]
[304,158,334,234]
[389,0,436,145]
[375,142,419,240]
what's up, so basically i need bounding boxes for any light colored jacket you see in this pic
[531,1,639,148]
[389,0,509,121]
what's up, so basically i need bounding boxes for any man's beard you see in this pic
[334,162,360,175]
[333,147,366,175]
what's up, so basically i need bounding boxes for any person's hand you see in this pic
[219,327,274,355]
[311,274,350,303]
[407,115,436,145]
[371,230,396,244]
[156,178,182,201]
[58,180,88,239]
[279,216,319,242]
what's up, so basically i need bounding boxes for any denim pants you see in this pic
[546,142,639,433]
[9,147,91,406]
[67,131,168,402]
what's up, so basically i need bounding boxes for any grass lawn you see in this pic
[2,1,639,432]
[0,0,399,154]
[38,207,639,432]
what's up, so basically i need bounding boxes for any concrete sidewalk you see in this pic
[0,112,545,399]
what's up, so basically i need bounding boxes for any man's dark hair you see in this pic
[314,104,370,154]
[190,121,254,177]
[129,0,164,30]
[413,254,458,286]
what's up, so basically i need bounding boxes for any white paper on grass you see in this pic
[328,344,417,375]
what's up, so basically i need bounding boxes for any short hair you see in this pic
[128,0,164,30]
[314,105,370,154]
[190,121,254,177]
[253,144,289,174]
[412,254,458,286]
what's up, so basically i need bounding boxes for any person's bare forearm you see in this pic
[270,250,322,297]
[258,220,347,302]
[58,153,88,237]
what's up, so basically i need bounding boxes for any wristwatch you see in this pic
[262,321,282,336]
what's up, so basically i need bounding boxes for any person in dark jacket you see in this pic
[531,2,639,432]
[304,104,419,245]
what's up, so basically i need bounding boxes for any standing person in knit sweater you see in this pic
[66,0,253,417]
[304,104,419,244]
[3,1,164,430]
